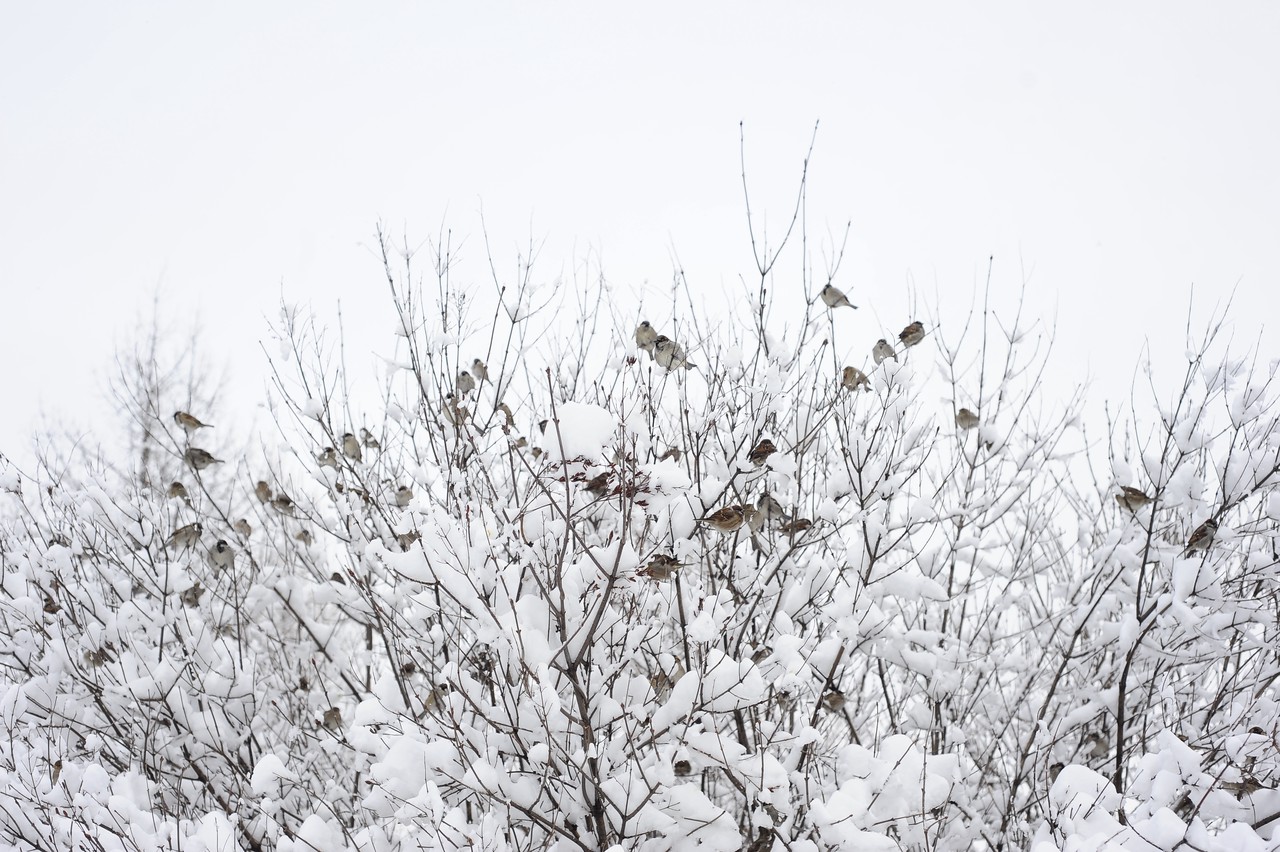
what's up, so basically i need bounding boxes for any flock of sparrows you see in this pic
[1114,485,1221,556]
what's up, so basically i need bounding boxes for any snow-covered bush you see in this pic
[1,223,1278,851]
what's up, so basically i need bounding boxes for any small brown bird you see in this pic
[254,481,273,503]
[322,706,342,732]
[395,485,413,507]
[653,336,695,371]
[899,321,926,348]
[295,529,314,546]
[166,481,190,503]
[457,370,476,396]
[233,518,253,538]
[756,492,789,526]
[166,522,203,550]
[702,505,748,533]
[359,427,381,450]
[841,366,871,391]
[658,446,682,463]
[180,583,205,607]
[173,411,212,433]
[747,438,777,467]
[184,448,223,471]
[341,433,362,462]
[819,283,857,310]
[956,408,980,430]
[317,447,339,469]
[778,518,814,535]
[209,539,235,572]
[472,359,489,383]
[641,554,682,580]
[1183,518,1218,555]
[635,321,658,354]
[585,471,612,498]
[673,759,692,777]
[821,690,847,712]
[873,339,897,365]
[1116,486,1152,512]
[271,494,295,516]
[443,394,468,426]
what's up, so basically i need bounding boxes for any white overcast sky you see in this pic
[2,3,1278,461]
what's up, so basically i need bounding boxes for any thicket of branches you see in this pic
[2,182,1279,851]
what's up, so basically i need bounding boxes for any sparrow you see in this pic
[209,539,235,572]
[254,481,273,503]
[585,471,612,498]
[443,394,468,426]
[1183,518,1218,555]
[166,481,190,503]
[359,427,381,450]
[821,690,847,712]
[295,529,314,546]
[702,505,748,533]
[173,411,212,433]
[842,366,871,391]
[180,583,205,607]
[673,759,692,777]
[322,707,342,732]
[471,359,489,383]
[341,433,362,462]
[653,336,695,371]
[1116,486,1152,512]
[497,403,516,429]
[640,554,682,580]
[819,283,857,310]
[635,321,658,354]
[317,447,339,469]
[184,448,223,471]
[747,438,777,467]
[658,446,682,463]
[955,408,980,430]
[271,494,295,516]
[756,492,789,526]
[166,522,202,551]
[899,321,926,348]
[872,339,896,365]
[233,518,253,538]
[778,517,813,535]
[457,370,476,396]
[395,485,414,507]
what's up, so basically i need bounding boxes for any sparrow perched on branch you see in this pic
[271,494,295,516]
[635,321,658,355]
[747,438,777,467]
[184,448,223,471]
[756,492,789,526]
[702,505,752,533]
[233,518,253,538]
[443,394,469,426]
[395,485,413,507]
[778,517,813,535]
[341,433,362,462]
[955,408,980,430]
[872,339,897,365]
[456,370,476,396]
[653,336,695,371]
[842,366,871,391]
[166,522,202,551]
[819,283,857,310]
[166,481,190,503]
[899,321,926,348]
[585,471,613,498]
[1183,518,1218,555]
[471,359,489,383]
[254,481,273,503]
[317,447,339,469]
[1115,486,1152,512]
[173,411,212,433]
[640,554,682,580]
[359,427,381,450]
[209,539,235,572]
